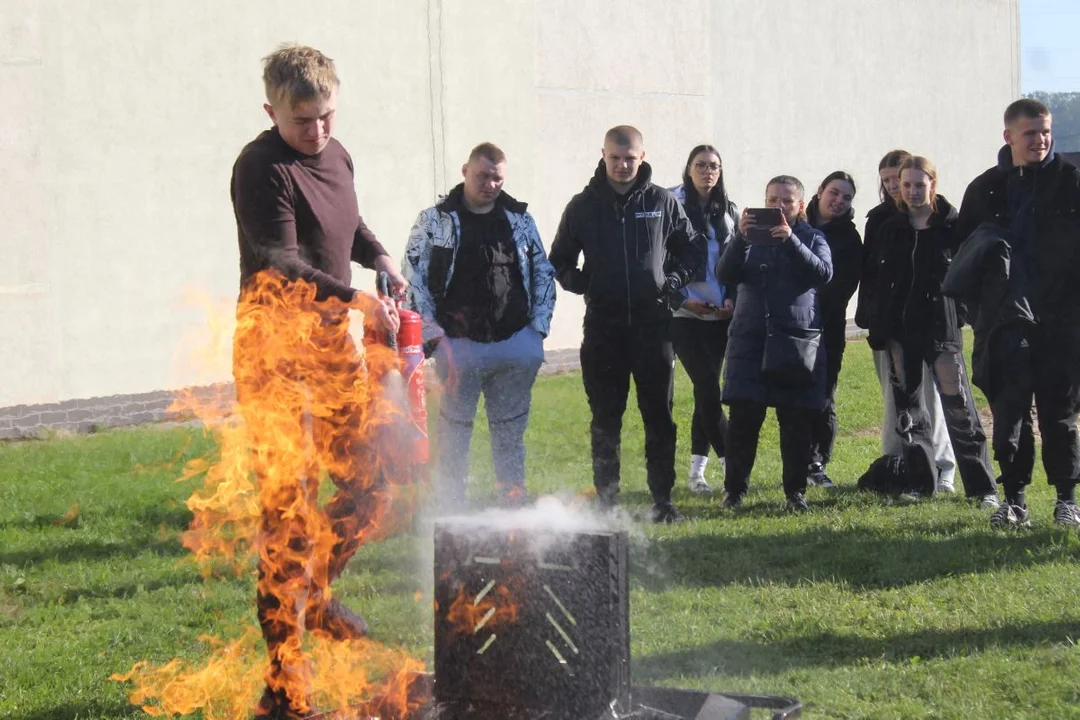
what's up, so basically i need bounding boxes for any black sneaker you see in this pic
[990,503,1031,529]
[1054,500,1080,528]
[651,500,686,524]
[254,686,319,720]
[722,492,744,510]
[807,462,836,489]
[785,493,810,513]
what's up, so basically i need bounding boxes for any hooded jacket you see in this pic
[549,161,703,326]
[956,142,1080,327]
[807,196,863,320]
[402,185,556,345]
[862,196,963,355]
[718,220,833,410]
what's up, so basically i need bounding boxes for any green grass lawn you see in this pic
[4,337,1080,719]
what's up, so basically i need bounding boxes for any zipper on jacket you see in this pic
[902,229,919,329]
[618,202,631,325]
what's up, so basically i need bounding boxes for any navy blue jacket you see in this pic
[719,220,833,409]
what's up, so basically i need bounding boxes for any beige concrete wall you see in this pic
[0,0,1019,408]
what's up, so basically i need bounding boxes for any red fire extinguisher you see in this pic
[369,272,429,466]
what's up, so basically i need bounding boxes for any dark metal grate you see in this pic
[432,520,631,719]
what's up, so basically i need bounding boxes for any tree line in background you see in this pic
[1027,91,1080,152]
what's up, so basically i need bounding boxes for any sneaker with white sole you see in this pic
[979,494,1001,510]
[1054,500,1080,528]
[936,479,957,494]
[990,503,1031,529]
[686,472,712,495]
[898,490,922,504]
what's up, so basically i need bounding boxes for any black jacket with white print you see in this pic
[550,160,703,327]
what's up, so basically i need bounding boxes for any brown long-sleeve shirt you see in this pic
[230,128,388,302]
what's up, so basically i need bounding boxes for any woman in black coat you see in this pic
[805,172,862,487]
[668,145,739,494]
[719,176,833,512]
[862,156,998,503]
[858,150,958,493]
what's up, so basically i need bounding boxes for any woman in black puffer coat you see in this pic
[862,156,997,503]
[805,172,862,488]
[719,175,833,512]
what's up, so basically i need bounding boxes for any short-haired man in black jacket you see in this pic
[956,98,1080,529]
[550,126,703,523]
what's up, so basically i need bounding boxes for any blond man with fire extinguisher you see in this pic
[402,142,557,510]
[231,44,406,719]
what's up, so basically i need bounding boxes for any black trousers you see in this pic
[988,324,1080,491]
[725,400,815,497]
[809,311,847,467]
[671,317,730,459]
[581,319,677,502]
[887,340,996,497]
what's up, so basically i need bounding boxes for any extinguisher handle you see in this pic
[376,272,399,353]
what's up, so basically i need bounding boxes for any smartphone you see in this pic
[744,207,784,244]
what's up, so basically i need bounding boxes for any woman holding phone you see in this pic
[718,176,833,511]
[857,150,958,493]
[669,145,738,494]
[862,156,998,505]
[805,172,863,488]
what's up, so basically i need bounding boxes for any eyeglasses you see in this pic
[693,162,721,172]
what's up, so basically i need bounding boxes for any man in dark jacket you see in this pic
[956,98,1080,529]
[549,126,702,523]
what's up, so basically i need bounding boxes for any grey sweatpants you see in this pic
[874,349,957,486]
[433,326,545,508]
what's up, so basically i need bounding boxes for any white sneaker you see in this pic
[979,494,1000,510]
[936,479,956,494]
[687,455,712,494]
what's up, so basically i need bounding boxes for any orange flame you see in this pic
[444,581,521,636]
[114,271,426,718]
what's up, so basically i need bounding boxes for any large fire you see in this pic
[112,271,425,719]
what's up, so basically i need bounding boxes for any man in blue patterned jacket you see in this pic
[402,142,556,509]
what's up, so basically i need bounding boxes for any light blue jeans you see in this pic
[434,326,545,508]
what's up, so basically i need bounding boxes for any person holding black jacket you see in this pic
[858,150,958,494]
[549,125,703,523]
[719,175,833,512]
[862,155,998,505]
[668,144,739,495]
[953,98,1080,529]
[805,171,862,488]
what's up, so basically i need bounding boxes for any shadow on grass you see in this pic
[15,698,143,720]
[633,618,1080,682]
[632,523,1080,591]
[0,535,187,567]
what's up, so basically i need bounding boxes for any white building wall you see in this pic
[0,0,1019,408]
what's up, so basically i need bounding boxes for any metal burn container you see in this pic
[431,518,631,719]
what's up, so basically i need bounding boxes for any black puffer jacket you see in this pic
[550,161,703,326]
[807,197,863,320]
[862,196,964,355]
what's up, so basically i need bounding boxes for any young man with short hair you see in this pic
[402,142,556,510]
[954,98,1080,529]
[230,43,403,719]
[550,126,703,523]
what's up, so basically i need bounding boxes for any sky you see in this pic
[1022,0,1080,93]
